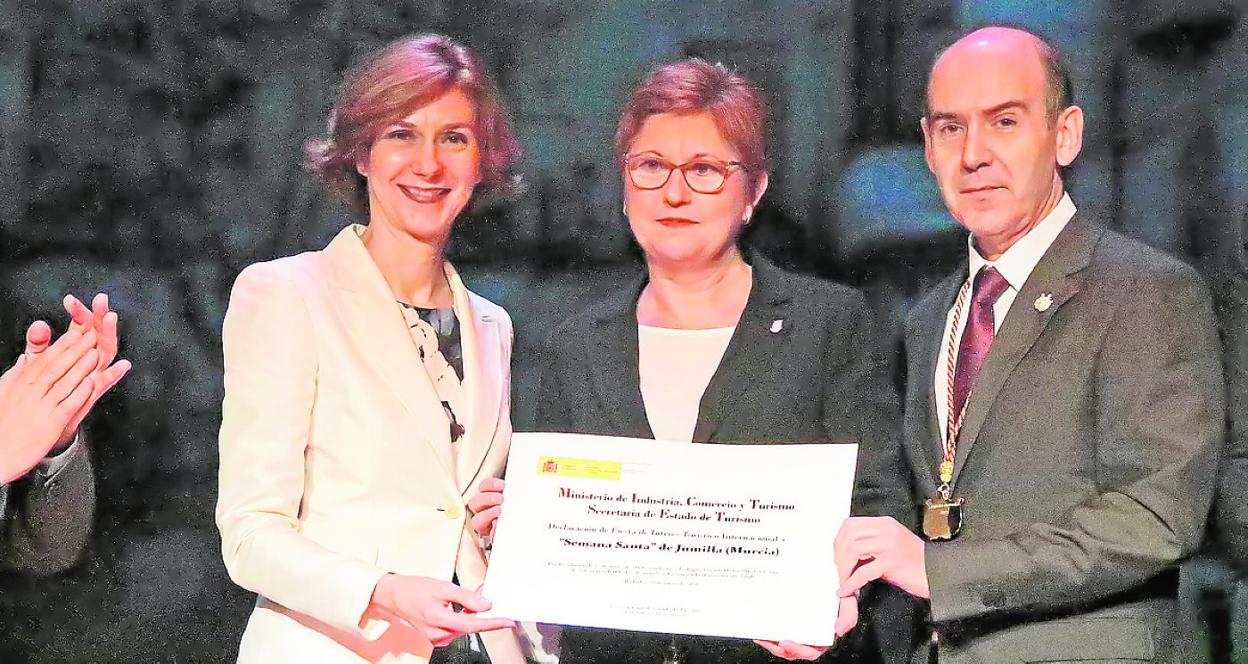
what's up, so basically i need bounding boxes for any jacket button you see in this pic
[446,503,462,520]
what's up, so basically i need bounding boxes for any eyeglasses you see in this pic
[623,154,745,194]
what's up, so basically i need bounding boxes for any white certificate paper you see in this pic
[481,433,857,646]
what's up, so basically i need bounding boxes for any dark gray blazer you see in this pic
[0,437,94,575]
[1214,204,1248,564]
[535,254,917,664]
[902,214,1224,663]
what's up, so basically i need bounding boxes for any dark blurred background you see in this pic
[0,1,1244,661]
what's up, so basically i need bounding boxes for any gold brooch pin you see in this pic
[1034,293,1053,312]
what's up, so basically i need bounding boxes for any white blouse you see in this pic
[637,324,736,443]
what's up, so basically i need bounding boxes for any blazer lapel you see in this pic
[447,264,504,491]
[692,255,792,443]
[951,216,1101,482]
[906,269,966,495]
[320,225,457,485]
[586,275,655,439]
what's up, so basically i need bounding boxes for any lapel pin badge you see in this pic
[770,319,784,333]
[1034,293,1053,312]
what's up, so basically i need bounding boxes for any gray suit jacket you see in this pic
[537,254,919,664]
[0,436,95,575]
[902,215,1224,663]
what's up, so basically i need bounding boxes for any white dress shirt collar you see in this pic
[967,192,1077,290]
[935,192,1078,445]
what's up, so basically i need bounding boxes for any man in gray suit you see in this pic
[0,293,130,574]
[832,27,1224,663]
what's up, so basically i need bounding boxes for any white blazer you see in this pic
[217,225,525,663]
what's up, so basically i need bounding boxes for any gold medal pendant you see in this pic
[931,279,975,543]
[922,496,964,541]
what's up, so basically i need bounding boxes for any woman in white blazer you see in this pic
[216,34,527,664]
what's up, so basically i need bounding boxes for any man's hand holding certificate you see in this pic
[480,433,857,646]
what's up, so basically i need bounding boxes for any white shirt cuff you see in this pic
[38,430,84,478]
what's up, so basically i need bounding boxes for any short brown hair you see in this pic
[615,59,768,195]
[305,34,520,210]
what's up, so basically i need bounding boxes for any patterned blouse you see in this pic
[397,302,466,443]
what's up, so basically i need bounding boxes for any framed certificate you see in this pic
[481,433,857,646]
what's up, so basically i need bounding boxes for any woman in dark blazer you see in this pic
[473,59,916,664]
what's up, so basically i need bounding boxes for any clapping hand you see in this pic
[49,294,132,447]
[0,293,132,483]
[0,327,98,483]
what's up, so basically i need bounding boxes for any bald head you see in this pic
[926,27,1072,124]
[919,25,1085,258]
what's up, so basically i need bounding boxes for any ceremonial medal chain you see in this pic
[939,278,974,500]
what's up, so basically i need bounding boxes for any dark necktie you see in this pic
[951,266,1010,422]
